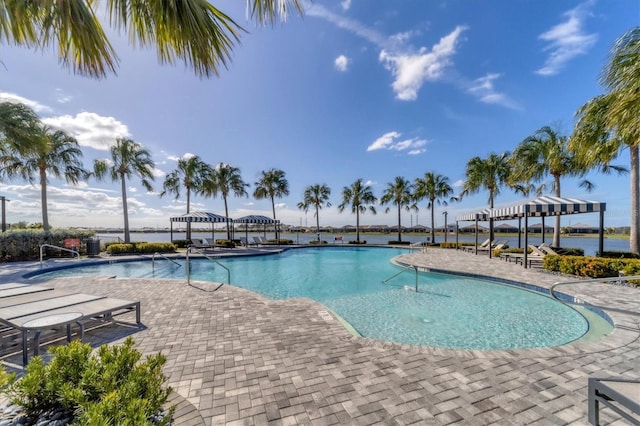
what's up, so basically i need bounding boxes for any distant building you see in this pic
[459,224,489,233]
[567,223,599,234]
[527,223,554,233]
[494,223,518,233]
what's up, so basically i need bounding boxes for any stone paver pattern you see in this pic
[1,247,638,425]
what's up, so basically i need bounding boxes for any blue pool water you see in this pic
[37,247,594,350]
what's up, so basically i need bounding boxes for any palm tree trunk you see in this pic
[631,145,639,254]
[271,197,277,240]
[121,174,130,243]
[39,167,49,232]
[224,196,231,240]
[186,188,191,241]
[553,175,561,247]
[315,205,320,241]
[356,210,360,243]
[397,205,402,242]
[430,202,435,244]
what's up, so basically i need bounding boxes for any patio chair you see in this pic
[538,243,560,256]
[253,236,263,246]
[190,238,210,249]
[463,238,492,252]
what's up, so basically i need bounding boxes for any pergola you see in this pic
[455,208,491,255]
[234,215,280,242]
[169,211,231,241]
[490,196,606,268]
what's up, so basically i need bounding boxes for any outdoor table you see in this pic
[22,312,84,364]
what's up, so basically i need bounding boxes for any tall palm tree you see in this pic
[0,125,88,231]
[511,127,594,247]
[571,27,640,253]
[462,152,517,242]
[380,176,414,242]
[1,0,304,79]
[204,163,248,239]
[414,172,455,244]
[160,155,213,240]
[0,102,43,157]
[93,138,155,243]
[254,168,289,239]
[338,179,377,243]
[297,184,331,240]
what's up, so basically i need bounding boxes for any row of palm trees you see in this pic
[0,20,637,250]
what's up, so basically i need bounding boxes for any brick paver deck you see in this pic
[1,247,638,425]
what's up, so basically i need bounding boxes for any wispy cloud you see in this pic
[334,54,350,72]
[55,89,72,104]
[467,73,520,109]
[379,26,467,101]
[43,112,131,150]
[341,0,351,11]
[367,131,427,154]
[535,1,597,76]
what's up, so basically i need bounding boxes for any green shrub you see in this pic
[6,337,173,424]
[171,239,191,249]
[106,242,176,255]
[555,247,584,256]
[387,241,411,245]
[309,240,327,245]
[348,240,367,244]
[0,229,96,262]
[439,242,461,249]
[543,255,638,281]
[215,239,236,248]
[599,251,640,259]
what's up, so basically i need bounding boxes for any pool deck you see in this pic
[1,247,638,425]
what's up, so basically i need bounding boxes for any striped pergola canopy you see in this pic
[234,215,279,224]
[170,211,231,223]
[456,208,492,222]
[491,196,606,220]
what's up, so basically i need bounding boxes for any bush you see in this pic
[555,247,584,256]
[215,239,236,248]
[348,240,367,244]
[439,242,461,249]
[387,241,411,245]
[5,337,173,424]
[171,239,191,249]
[598,251,640,259]
[0,229,96,262]
[543,255,639,282]
[309,240,327,245]
[106,242,176,255]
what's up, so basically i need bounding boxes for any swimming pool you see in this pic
[35,247,608,350]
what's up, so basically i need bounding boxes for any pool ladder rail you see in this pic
[382,265,420,292]
[151,252,182,269]
[185,246,230,290]
[39,243,80,268]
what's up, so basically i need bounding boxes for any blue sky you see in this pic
[0,0,636,230]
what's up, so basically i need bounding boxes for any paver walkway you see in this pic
[1,248,638,425]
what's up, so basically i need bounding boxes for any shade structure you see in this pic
[234,215,280,242]
[169,211,231,241]
[490,196,606,268]
[455,208,492,255]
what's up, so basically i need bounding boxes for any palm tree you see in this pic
[462,152,518,242]
[93,138,155,243]
[160,155,213,240]
[509,126,625,247]
[414,172,455,244]
[204,163,249,239]
[0,125,88,231]
[571,27,640,253]
[297,184,331,240]
[254,169,289,239]
[338,179,377,243]
[380,177,414,242]
[1,0,303,79]
[0,102,43,157]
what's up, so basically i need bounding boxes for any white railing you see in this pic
[39,244,80,268]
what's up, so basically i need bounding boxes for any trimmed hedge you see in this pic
[0,229,96,262]
[387,241,411,245]
[106,242,176,255]
[598,251,640,259]
[348,240,367,245]
[543,255,639,281]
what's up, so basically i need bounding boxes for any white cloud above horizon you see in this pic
[334,54,350,71]
[535,1,598,76]
[466,73,520,109]
[42,112,131,150]
[367,131,427,154]
[0,92,52,113]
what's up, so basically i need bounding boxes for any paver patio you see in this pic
[1,247,638,425]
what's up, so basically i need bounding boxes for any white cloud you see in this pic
[0,92,52,113]
[55,89,72,104]
[453,179,465,187]
[467,73,520,109]
[341,0,351,11]
[379,26,467,101]
[42,112,131,150]
[275,203,287,209]
[367,131,427,154]
[535,2,597,76]
[334,55,350,72]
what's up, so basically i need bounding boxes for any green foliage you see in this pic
[0,363,16,393]
[106,242,176,255]
[215,239,236,248]
[599,251,640,259]
[309,240,328,245]
[555,247,584,256]
[171,239,191,249]
[265,239,293,245]
[387,241,411,245]
[543,255,639,280]
[7,338,173,424]
[348,240,367,244]
[439,242,460,249]
[0,228,96,262]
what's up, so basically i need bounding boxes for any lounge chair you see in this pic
[476,241,508,254]
[588,377,640,425]
[462,238,492,252]
[538,243,560,256]
[0,286,141,365]
[239,237,248,247]
[252,236,263,246]
[190,238,210,249]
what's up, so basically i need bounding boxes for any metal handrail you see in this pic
[152,252,182,269]
[550,275,640,316]
[40,244,80,268]
[186,247,230,287]
[382,265,419,292]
